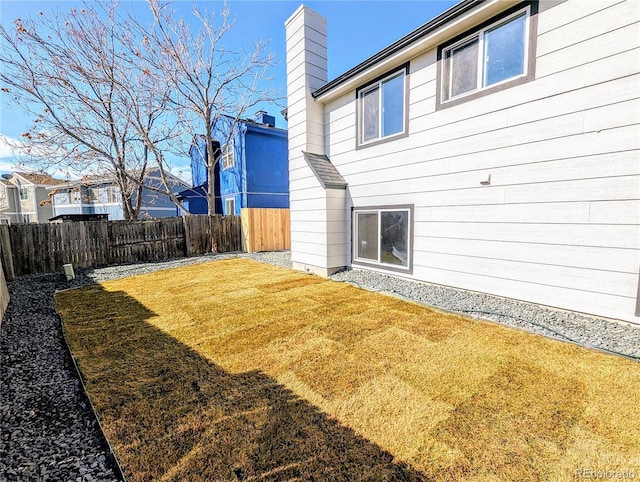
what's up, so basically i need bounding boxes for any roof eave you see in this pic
[312,0,520,103]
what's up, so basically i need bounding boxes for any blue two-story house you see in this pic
[182,112,288,215]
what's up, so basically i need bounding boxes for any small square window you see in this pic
[71,189,82,204]
[353,206,412,271]
[357,65,408,147]
[441,5,532,104]
[104,186,120,204]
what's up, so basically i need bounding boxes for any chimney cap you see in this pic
[255,111,276,128]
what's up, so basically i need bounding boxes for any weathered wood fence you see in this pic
[0,215,242,279]
[241,208,290,253]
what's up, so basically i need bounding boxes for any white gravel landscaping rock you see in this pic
[1,250,637,482]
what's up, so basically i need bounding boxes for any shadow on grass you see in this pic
[58,284,432,482]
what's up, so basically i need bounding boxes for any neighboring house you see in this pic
[50,168,189,220]
[181,112,288,216]
[0,171,65,223]
[285,1,640,323]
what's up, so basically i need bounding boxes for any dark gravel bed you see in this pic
[0,251,288,482]
[0,272,123,482]
[1,250,637,482]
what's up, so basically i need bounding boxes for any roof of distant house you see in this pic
[14,172,67,185]
[48,168,188,190]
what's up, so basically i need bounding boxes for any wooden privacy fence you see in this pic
[241,208,290,253]
[0,215,243,279]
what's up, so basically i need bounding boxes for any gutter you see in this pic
[312,0,485,99]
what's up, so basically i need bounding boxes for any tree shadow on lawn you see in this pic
[58,284,431,482]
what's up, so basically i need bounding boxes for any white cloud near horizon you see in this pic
[0,134,21,161]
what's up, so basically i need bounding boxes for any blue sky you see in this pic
[0,0,457,178]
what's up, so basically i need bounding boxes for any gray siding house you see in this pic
[50,169,188,220]
[0,172,64,223]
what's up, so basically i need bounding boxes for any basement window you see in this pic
[353,206,412,272]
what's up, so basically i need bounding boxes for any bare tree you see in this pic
[0,2,184,219]
[136,0,279,215]
[0,0,280,220]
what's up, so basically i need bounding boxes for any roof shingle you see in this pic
[302,152,347,190]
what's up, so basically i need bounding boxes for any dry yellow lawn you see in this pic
[56,258,640,482]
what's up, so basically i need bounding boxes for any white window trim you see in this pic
[442,5,531,104]
[353,206,412,272]
[19,186,30,201]
[222,141,235,169]
[358,68,407,147]
[104,186,120,204]
[224,197,236,216]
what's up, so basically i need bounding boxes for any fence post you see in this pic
[240,209,250,252]
[0,225,15,281]
[183,215,193,258]
[210,215,218,254]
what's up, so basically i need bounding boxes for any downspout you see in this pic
[33,186,40,223]
[12,185,20,222]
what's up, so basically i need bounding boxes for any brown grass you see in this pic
[56,258,640,481]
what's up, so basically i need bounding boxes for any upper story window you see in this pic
[222,141,234,169]
[19,186,29,201]
[357,64,408,148]
[439,3,536,107]
[104,186,120,204]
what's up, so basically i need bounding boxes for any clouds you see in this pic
[0,134,20,158]
[0,134,20,173]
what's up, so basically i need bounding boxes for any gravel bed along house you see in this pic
[330,266,640,361]
[1,250,638,482]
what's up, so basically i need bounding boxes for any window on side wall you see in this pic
[357,64,408,148]
[353,206,412,272]
[439,4,535,106]
[105,186,119,204]
[19,187,29,201]
[222,141,234,169]
[225,197,235,216]
[71,189,82,204]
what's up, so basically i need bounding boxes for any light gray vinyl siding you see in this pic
[287,6,349,274]
[322,0,639,322]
